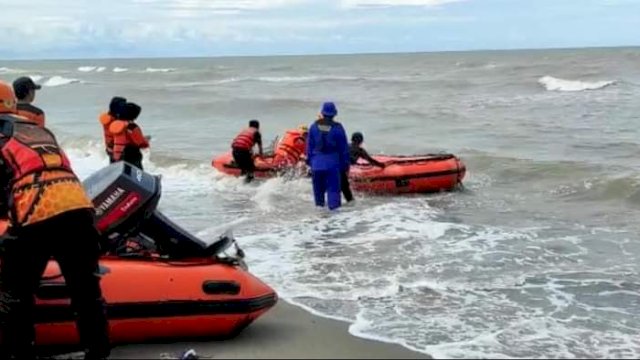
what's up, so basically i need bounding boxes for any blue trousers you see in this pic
[311,168,341,210]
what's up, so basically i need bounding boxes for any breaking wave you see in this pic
[538,76,616,92]
[42,76,82,87]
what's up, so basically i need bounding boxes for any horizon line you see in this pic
[3,44,639,62]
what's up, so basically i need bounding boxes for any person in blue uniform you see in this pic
[305,101,349,210]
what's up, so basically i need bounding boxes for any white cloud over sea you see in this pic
[0,0,638,59]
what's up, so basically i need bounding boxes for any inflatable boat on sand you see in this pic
[0,162,277,348]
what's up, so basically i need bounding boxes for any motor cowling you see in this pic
[83,162,161,243]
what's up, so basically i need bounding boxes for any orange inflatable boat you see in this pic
[212,130,466,194]
[212,151,282,178]
[0,162,277,348]
[0,252,277,347]
[349,154,466,194]
[212,128,308,178]
[11,254,276,347]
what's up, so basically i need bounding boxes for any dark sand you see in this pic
[105,301,430,359]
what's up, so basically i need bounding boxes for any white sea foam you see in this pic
[538,76,616,92]
[42,76,82,87]
[145,67,176,73]
[78,66,97,72]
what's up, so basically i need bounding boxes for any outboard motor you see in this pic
[83,162,159,241]
[83,162,234,259]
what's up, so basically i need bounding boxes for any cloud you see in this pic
[340,0,463,8]
[1,0,638,59]
[131,0,309,10]
[0,0,473,59]
[170,0,309,9]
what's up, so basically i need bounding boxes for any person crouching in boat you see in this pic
[98,96,126,162]
[231,119,263,183]
[273,124,308,171]
[349,132,386,168]
[306,102,349,210]
[0,80,110,360]
[341,132,386,202]
[109,102,150,170]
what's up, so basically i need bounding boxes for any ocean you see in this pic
[2,47,640,358]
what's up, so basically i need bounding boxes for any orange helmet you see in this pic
[0,81,17,113]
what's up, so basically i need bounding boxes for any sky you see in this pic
[0,0,639,59]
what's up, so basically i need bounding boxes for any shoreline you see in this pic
[106,299,430,359]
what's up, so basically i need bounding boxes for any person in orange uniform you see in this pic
[0,81,110,360]
[109,102,150,170]
[273,124,308,169]
[231,119,263,183]
[12,76,45,127]
[98,96,127,162]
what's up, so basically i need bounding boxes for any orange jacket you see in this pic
[0,114,92,227]
[16,103,45,128]
[274,129,306,165]
[99,112,115,154]
[231,127,258,151]
[109,120,149,161]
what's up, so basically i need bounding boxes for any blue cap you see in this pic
[321,101,337,117]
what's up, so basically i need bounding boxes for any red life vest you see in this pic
[99,112,115,154]
[0,115,92,227]
[109,120,149,162]
[16,103,45,128]
[274,129,306,165]
[231,127,257,151]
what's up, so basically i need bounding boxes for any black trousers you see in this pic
[341,170,354,202]
[0,209,110,359]
[123,147,143,170]
[232,148,255,182]
[106,149,114,164]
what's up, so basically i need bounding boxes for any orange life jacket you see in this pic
[108,120,150,162]
[16,103,45,128]
[231,127,257,151]
[274,129,306,165]
[0,115,92,227]
[99,112,115,154]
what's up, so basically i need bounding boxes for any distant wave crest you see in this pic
[77,66,97,72]
[43,76,82,87]
[256,75,359,83]
[0,67,25,74]
[145,67,176,73]
[78,66,113,73]
[538,76,616,92]
[212,75,367,85]
[246,74,425,84]
[77,66,106,72]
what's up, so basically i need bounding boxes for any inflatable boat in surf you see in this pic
[349,154,466,194]
[0,162,277,348]
[212,146,466,194]
[212,151,286,178]
[212,130,307,178]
